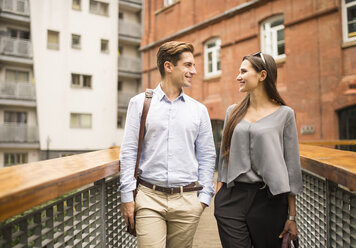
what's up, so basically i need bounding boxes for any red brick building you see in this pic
[141,0,356,145]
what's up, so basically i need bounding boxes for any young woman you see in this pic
[214,52,303,248]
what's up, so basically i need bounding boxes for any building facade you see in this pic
[141,0,356,150]
[0,0,143,167]
[118,0,142,130]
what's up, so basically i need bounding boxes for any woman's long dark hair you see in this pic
[221,53,287,165]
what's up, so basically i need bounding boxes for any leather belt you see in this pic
[138,179,203,194]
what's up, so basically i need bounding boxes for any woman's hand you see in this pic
[279,220,298,240]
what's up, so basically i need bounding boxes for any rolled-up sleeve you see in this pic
[283,112,303,195]
[195,106,216,206]
[119,97,141,203]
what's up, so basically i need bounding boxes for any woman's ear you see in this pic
[259,70,267,81]
[164,61,173,73]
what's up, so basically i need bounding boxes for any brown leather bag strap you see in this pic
[134,89,153,180]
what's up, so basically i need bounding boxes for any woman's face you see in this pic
[236,59,262,93]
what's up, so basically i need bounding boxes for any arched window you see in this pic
[338,105,356,151]
[261,15,285,60]
[204,38,221,78]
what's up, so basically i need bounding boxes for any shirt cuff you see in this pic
[121,191,134,203]
[198,192,213,206]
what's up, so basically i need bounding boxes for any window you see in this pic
[118,45,123,55]
[90,0,109,16]
[204,38,221,78]
[4,111,27,124]
[117,113,125,128]
[4,153,28,166]
[7,28,30,40]
[71,34,81,49]
[70,113,92,128]
[5,69,29,83]
[164,0,176,7]
[101,39,109,53]
[119,12,123,19]
[72,0,81,10]
[47,30,59,50]
[71,74,92,88]
[118,80,123,91]
[342,0,356,42]
[261,15,285,60]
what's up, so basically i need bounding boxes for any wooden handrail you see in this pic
[0,147,120,222]
[0,145,355,222]
[300,139,356,146]
[299,144,356,191]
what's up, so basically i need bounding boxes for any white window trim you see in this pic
[260,15,286,60]
[164,0,176,7]
[71,73,92,89]
[342,0,356,43]
[204,38,221,79]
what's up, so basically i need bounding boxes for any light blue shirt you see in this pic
[119,84,216,205]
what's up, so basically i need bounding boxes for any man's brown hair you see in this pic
[157,41,194,77]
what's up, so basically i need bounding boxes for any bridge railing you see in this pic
[0,145,355,247]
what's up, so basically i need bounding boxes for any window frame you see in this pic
[71,73,92,89]
[342,0,356,43]
[100,39,109,53]
[5,68,30,83]
[164,0,176,7]
[71,34,81,49]
[70,113,92,129]
[260,15,286,60]
[47,30,60,50]
[4,152,28,166]
[89,0,109,16]
[72,0,81,10]
[204,38,221,79]
[4,111,27,124]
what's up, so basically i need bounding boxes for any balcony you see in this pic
[119,21,141,39]
[0,145,355,247]
[118,55,141,74]
[0,0,30,22]
[0,81,36,101]
[0,36,33,63]
[0,124,39,143]
[119,0,142,12]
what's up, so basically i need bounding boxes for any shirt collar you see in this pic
[154,83,186,102]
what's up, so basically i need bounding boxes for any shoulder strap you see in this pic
[134,89,153,180]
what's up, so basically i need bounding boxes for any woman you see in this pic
[214,52,303,248]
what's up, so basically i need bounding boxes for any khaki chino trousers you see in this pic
[135,184,204,248]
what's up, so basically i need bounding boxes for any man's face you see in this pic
[170,52,197,88]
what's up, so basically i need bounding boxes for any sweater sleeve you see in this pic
[283,110,303,195]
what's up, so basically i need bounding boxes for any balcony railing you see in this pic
[0,81,36,100]
[0,124,39,143]
[120,0,142,5]
[118,91,136,108]
[119,21,141,38]
[0,36,33,58]
[118,55,141,73]
[0,0,30,16]
[0,145,355,247]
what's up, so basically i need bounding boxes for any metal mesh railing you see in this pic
[297,170,356,248]
[0,176,137,248]
[1,170,354,247]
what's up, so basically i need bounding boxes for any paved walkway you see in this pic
[193,173,222,248]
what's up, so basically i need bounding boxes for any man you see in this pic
[119,41,216,248]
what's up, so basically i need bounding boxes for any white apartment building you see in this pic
[0,0,142,167]
[117,0,142,128]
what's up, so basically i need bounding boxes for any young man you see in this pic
[119,41,216,247]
